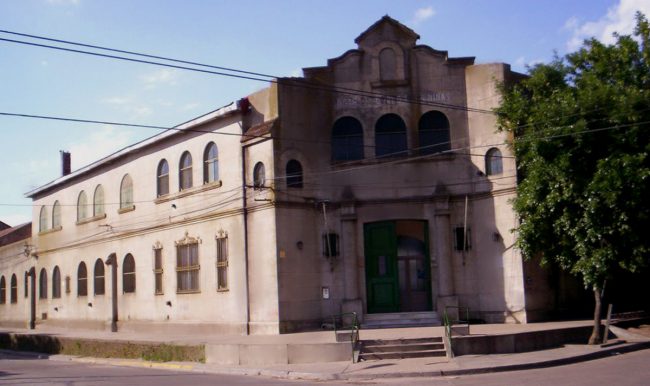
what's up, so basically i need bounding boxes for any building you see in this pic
[1,16,554,334]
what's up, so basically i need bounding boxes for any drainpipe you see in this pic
[241,144,251,335]
[28,267,35,329]
[105,253,118,332]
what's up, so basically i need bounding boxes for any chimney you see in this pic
[60,151,71,176]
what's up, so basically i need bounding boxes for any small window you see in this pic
[286,159,303,188]
[123,254,136,293]
[77,262,87,297]
[323,233,340,257]
[94,259,105,295]
[375,114,408,158]
[52,266,61,299]
[253,162,265,189]
[77,191,88,221]
[176,243,200,293]
[39,206,49,232]
[52,201,61,228]
[0,276,5,304]
[179,151,193,190]
[39,268,47,299]
[154,248,164,295]
[10,274,17,304]
[157,159,169,197]
[65,275,71,294]
[203,142,219,184]
[94,185,105,216]
[486,148,503,176]
[419,111,451,154]
[24,272,28,298]
[120,174,133,209]
[332,117,364,161]
[454,227,471,251]
[216,235,228,291]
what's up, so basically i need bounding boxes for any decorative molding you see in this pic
[175,231,201,246]
[215,229,228,239]
[38,225,63,235]
[155,180,222,204]
[117,205,135,214]
[152,241,163,250]
[75,213,107,226]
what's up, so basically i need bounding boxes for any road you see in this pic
[1,349,649,386]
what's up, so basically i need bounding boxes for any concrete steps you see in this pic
[359,337,446,361]
[361,311,441,329]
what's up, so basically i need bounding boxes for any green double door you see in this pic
[364,220,432,314]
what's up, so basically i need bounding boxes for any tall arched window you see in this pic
[375,114,407,158]
[77,262,87,297]
[157,159,169,197]
[0,276,5,304]
[286,160,303,188]
[10,274,17,304]
[379,47,398,81]
[418,111,451,154]
[486,148,503,176]
[179,152,193,190]
[24,272,28,298]
[253,162,265,189]
[52,266,61,299]
[39,206,49,232]
[39,268,47,299]
[332,117,364,161]
[120,174,133,209]
[94,259,105,295]
[203,142,219,184]
[93,185,105,216]
[52,201,61,228]
[77,191,88,221]
[123,254,136,293]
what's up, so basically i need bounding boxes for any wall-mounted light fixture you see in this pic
[166,301,172,307]
[87,302,93,308]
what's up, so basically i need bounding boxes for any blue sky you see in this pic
[1,0,648,226]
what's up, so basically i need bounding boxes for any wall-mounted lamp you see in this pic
[54,307,59,312]
[87,302,93,308]
[166,301,172,307]
[171,204,177,209]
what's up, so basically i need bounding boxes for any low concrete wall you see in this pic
[451,325,593,356]
[206,342,351,365]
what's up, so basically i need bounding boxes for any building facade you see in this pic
[1,17,551,334]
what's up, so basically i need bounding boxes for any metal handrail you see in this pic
[331,312,360,363]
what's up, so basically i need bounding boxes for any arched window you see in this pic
[39,206,49,232]
[24,272,28,298]
[94,259,105,295]
[179,152,193,190]
[77,191,88,221]
[157,159,169,197]
[93,185,105,216]
[379,47,398,81]
[77,262,87,297]
[120,174,133,209]
[375,113,407,158]
[123,254,136,293]
[286,160,303,188]
[39,268,47,299]
[52,266,61,299]
[10,274,17,304]
[0,276,5,304]
[253,162,265,189]
[418,111,451,154]
[486,148,503,176]
[203,142,219,184]
[332,117,364,161]
[52,201,61,228]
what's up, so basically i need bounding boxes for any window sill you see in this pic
[217,288,229,292]
[155,180,222,204]
[117,205,136,214]
[176,290,201,295]
[76,213,107,225]
[38,225,62,236]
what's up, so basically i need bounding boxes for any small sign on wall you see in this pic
[322,287,330,299]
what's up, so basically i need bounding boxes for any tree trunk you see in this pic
[588,286,603,345]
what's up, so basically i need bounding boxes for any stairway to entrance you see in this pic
[358,336,446,361]
[361,311,441,329]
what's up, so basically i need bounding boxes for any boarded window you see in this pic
[123,254,136,293]
[93,185,105,216]
[10,274,17,304]
[216,236,228,291]
[154,248,163,295]
[379,47,398,81]
[39,206,49,232]
[39,268,47,299]
[77,262,87,297]
[0,276,5,304]
[52,201,61,228]
[120,174,134,209]
[77,191,88,221]
[52,266,61,299]
[94,259,105,295]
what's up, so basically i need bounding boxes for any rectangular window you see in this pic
[454,227,471,251]
[24,273,29,298]
[176,243,200,293]
[322,233,340,257]
[216,236,228,291]
[154,248,164,295]
[65,276,71,294]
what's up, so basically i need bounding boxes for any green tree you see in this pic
[497,13,650,344]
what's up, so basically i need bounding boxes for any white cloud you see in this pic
[565,0,650,51]
[102,95,154,118]
[140,68,179,88]
[180,102,200,112]
[0,213,31,227]
[412,6,436,25]
[45,0,80,5]
[68,125,134,170]
[289,68,302,77]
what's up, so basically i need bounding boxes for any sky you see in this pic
[1,0,648,226]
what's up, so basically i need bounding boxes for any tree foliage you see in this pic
[497,13,650,341]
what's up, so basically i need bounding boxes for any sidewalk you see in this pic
[2,321,649,381]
